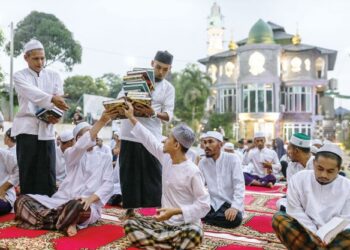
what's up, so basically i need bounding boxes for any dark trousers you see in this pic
[16,134,56,196]
[119,140,162,208]
[203,202,243,228]
[0,199,12,215]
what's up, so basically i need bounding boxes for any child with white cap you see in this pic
[242,132,281,188]
[122,102,210,249]
[273,143,350,249]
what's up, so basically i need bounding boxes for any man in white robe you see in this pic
[4,128,16,155]
[0,148,19,215]
[14,111,115,236]
[242,132,281,187]
[11,39,69,196]
[122,102,210,249]
[272,143,350,249]
[199,131,245,228]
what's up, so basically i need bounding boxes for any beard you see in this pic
[155,77,163,82]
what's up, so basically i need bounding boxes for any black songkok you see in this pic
[154,50,173,65]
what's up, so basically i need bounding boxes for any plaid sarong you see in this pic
[272,211,350,250]
[14,195,91,234]
[124,216,203,249]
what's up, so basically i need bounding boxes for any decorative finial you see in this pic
[292,22,301,45]
[228,29,238,50]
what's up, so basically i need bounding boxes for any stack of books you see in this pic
[35,107,63,123]
[103,68,155,119]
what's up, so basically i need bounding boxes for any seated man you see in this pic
[14,111,115,236]
[242,132,281,187]
[0,148,19,215]
[272,143,350,249]
[199,131,244,228]
[4,128,16,155]
[122,102,210,250]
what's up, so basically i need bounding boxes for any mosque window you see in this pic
[315,57,325,78]
[281,86,312,112]
[225,61,235,77]
[219,88,236,113]
[283,123,312,141]
[242,83,273,113]
[249,51,266,76]
[291,57,302,72]
[208,64,217,83]
[304,58,311,71]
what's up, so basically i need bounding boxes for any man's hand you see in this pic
[51,95,69,111]
[123,101,134,119]
[47,116,60,124]
[154,208,181,222]
[224,208,238,221]
[79,194,99,211]
[0,188,7,202]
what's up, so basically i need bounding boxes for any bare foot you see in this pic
[66,224,78,237]
[266,182,274,188]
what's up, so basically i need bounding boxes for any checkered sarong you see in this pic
[272,211,350,250]
[14,195,91,233]
[124,216,203,249]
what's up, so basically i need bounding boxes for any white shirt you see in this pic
[286,155,314,182]
[94,144,112,158]
[29,132,114,228]
[287,170,350,233]
[55,146,66,184]
[119,79,175,142]
[7,145,16,156]
[0,148,19,206]
[242,147,281,177]
[131,122,210,226]
[112,158,121,195]
[186,148,198,164]
[12,68,63,140]
[199,152,245,212]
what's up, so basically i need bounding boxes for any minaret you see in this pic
[207,2,225,56]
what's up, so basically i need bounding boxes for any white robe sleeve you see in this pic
[242,150,252,166]
[230,156,245,211]
[64,132,96,172]
[286,176,317,233]
[94,157,114,205]
[0,149,19,187]
[130,122,165,164]
[14,72,53,109]
[161,84,175,122]
[340,192,350,220]
[180,171,211,223]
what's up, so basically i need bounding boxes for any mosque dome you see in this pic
[247,19,275,45]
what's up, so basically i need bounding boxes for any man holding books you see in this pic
[118,50,175,215]
[11,39,69,197]
[272,143,350,249]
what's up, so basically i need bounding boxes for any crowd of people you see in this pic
[0,39,349,249]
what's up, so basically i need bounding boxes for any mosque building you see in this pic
[199,2,338,141]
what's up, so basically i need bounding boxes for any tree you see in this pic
[206,112,235,139]
[95,73,123,98]
[6,11,82,71]
[172,64,211,132]
[0,28,5,84]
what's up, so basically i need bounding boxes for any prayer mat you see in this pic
[245,185,286,194]
[244,194,279,214]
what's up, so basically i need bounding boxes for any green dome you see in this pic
[247,19,275,44]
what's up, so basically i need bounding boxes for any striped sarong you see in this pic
[124,216,203,249]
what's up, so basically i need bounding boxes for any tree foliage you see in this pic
[95,73,123,98]
[6,11,82,71]
[206,112,235,139]
[172,64,211,132]
[0,28,4,84]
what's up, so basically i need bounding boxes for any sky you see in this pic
[1,0,350,108]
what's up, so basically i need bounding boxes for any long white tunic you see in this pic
[0,149,19,206]
[131,122,210,226]
[119,79,175,142]
[199,152,245,212]
[12,68,63,140]
[55,146,67,184]
[242,147,281,177]
[94,144,112,158]
[286,155,314,182]
[29,132,114,228]
[287,170,350,233]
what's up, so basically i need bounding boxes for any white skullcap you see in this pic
[317,143,343,160]
[73,122,91,139]
[312,139,323,146]
[172,124,195,149]
[311,146,318,155]
[199,133,207,140]
[289,133,311,148]
[60,130,74,143]
[205,131,223,142]
[223,142,234,150]
[24,39,44,54]
[254,131,265,139]
[113,130,120,137]
[323,139,332,145]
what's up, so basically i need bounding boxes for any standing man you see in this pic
[11,39,69,196]
[242,132,281,188]
[118,51,175,215]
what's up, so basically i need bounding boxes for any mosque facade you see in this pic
[199,3,338,141]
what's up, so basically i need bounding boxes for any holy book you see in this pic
[315,217,349,244]
[35,107,63,123]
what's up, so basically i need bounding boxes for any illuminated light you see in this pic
[317,85,322,88]
[304,58,311,71]
[225,62,235,77]
[208,64,217,83]
[291,57,302,72]
[249,51,266,76]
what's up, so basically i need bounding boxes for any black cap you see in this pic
[154,50,173,65]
